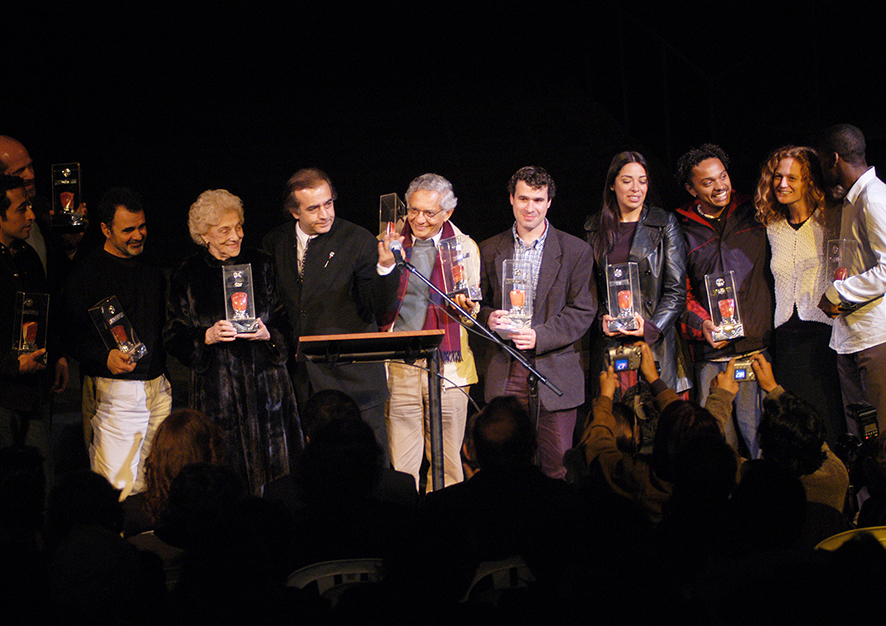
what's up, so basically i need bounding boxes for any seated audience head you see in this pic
[651,400,722,483]
[296,417,384,505]
[471,395,537,471]
[301,389,362,440]
[142,408,227,519]
[158,462,246,551]
[758,392,827,477]
[670,436,738,509]
[729,459,807,551]
[612,401,641,456]
[46,470,123,549]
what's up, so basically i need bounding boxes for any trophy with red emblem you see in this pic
[605,262,641,333]
[705,271,744,341]
[13,292,49,364]
[500,259,533,330]
[50,163,87,233]
[439,236,482,302]
[223,264,259,333]
[89,295,147,361]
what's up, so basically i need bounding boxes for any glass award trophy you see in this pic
[502,259,533,330]
[826,238,876,313]
[605,262,641,333]
[223,264,259,333]
[13,292,49,364]
[438,236,482,302]
[379,193,406,238]
[50,163,88,233]
[705,271,744,341]
[827,238,860,282]
[88,295,147,361]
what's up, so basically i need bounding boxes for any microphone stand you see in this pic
[393,254,562,399]
[392,252,562,484]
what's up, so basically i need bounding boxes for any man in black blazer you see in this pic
[478,166,596,479]
[262,168,402,456]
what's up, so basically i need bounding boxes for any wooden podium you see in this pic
[297,330,447,490]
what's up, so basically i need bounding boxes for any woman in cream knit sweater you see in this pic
[754,146,843,445]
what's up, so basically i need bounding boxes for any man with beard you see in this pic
[65,187,170,498]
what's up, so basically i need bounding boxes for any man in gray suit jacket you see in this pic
[478,166,596,479]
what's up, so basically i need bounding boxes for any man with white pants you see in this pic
[65,187,170,498]
[381,173,480,491]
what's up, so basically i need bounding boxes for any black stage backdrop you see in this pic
[6,1,884,266]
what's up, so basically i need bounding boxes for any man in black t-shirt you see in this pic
[65,187,170,499]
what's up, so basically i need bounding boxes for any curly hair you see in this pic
[507,166,556,199]
[758,392,827,477]
[591,151,648,264]
[754,146,827,227]
[188,189,244,245]
[141,409,227,522]
[675,143,730,188]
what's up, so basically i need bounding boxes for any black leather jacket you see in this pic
[585,205,688,389]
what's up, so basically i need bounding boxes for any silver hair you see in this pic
[405,173,457,212]
[188,189,244,245]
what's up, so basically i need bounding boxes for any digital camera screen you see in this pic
[734,368,747,380]
[614,358,629,372]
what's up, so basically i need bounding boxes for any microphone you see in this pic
[389,238,405,266]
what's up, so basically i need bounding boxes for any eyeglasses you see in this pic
[406,206,445,219]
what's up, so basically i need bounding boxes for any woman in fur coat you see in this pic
[164,189,302,494]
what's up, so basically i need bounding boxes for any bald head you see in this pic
[0,136,36,200]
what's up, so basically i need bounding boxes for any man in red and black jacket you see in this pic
[675,144,773,459]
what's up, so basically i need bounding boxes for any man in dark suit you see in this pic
[478,166,596,479]
[262,168,402,455]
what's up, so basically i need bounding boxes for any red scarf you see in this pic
[379,220,463,363]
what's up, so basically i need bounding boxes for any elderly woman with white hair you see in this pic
[163,189,301,494]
